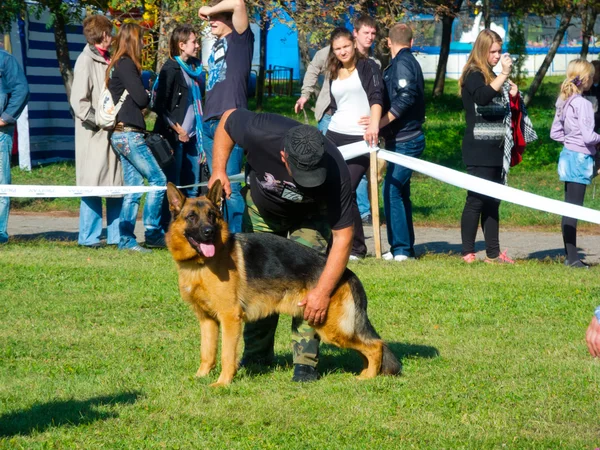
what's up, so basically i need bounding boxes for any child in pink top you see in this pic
[550,59,600,268]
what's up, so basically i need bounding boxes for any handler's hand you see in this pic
[198,6,211,20]
[298,289,330,326]
[295,97,308,114]
[0,118,6,127]
[586,316,600,357]
[208,171,231,198]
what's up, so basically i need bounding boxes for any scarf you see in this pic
[501,83,538,184]
[175,56,205,161]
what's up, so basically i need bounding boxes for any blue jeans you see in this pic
[383,134,425,257]
[317,113,332,135]
[202,118,244,234]
[78,196,123,246]
[171,136,201,197]
[357,176,371,218]
[0,132,12,243]
[110,131,166,249]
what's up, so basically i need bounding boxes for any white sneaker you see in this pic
[349,255,360,261]
[382,252,393,260]
[393,255,415,262]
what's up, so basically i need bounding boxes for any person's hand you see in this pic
[0,118,7,127]
[508,80,519,97]
[295,97,308,114]
[198,6,211,20]
[586,315,600,357]
[364,122,379,148]
[174,124,189,143]
[208,171,231,198]
[500,53,513,74]
[357,115,371,127]
[298,289,330,326]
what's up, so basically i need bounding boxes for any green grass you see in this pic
[1,243,599,447]
[10,76,594,230]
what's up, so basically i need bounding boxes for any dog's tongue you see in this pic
[200,243,215,257]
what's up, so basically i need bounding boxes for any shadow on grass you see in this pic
[0,391,142,437]
[242,342,439,377]
[12,231,79,242]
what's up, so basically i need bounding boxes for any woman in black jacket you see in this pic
[324,27,383,259]
[107,23,167,253]
[154,24,204,199]
[458,29,517,264]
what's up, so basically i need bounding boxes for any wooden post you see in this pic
[369,149,381,259]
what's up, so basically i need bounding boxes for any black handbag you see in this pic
[145,133,174,168]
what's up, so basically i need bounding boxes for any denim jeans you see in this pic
[202,118,244,233]
[357,176,371,218]
[170,136,201,197]
[317,113,332,135]
[78,196,123,246]
[383,134,425,257]
[110,131,166,249]
[0,132,12,243]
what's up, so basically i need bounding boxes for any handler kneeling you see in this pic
[208,108,354,382]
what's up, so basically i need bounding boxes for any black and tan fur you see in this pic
[165,181,401,386]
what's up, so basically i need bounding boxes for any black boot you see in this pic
[292,364,319,382]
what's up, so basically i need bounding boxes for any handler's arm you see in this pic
[300,225,353,325]
[207,109,236,197]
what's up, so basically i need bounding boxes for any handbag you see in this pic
[145,133,174,168]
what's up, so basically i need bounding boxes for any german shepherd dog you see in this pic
[165,181,401,386]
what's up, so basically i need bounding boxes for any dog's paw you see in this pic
[195,365,214,377]
[209,381,231,388]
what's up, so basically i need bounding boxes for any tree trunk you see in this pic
[525,11,573,106]
[433,15,453,97]
[52,11,73,101]
[580,8,597,60]
[483,0,491,29]
[256,16,269,110]
[297,30,311,74]
[156,4,175,72]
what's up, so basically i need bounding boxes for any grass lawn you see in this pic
[12,76,600,232]
[1,243,599,447]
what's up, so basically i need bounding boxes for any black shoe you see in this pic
[291,364,319,383]
[361,214,372,225]
[145,236,166,249]
[565,259,590,269]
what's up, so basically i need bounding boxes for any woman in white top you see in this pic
[325,27,384,259]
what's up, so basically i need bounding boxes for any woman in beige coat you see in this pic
[70,15,123,248]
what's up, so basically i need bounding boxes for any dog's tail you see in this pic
[348,274,402,376]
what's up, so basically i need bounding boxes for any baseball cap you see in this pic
[283,125,327,188]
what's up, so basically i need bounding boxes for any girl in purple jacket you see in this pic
[550,59,600,268]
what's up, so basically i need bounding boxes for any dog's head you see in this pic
[165,180,229,262]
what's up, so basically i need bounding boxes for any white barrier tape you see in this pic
[337,141,379,160]
[0,173,246,198]
[377,149,600,225]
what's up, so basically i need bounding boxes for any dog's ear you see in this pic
[207,179,223,209]
[166,182,185,216]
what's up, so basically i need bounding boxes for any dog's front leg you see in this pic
[197,316,219,377]
[211,311,243,387]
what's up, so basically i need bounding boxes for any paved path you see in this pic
[7,212,600,263]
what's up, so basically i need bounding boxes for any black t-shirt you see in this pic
[204,27,254,121]
[225,109,354,230]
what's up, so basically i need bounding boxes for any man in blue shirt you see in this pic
[198,0,254,234]
[0,49,29,244]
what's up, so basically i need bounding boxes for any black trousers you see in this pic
[562,181,587,262]
[325,130,369,257]
[461,165,502,258]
